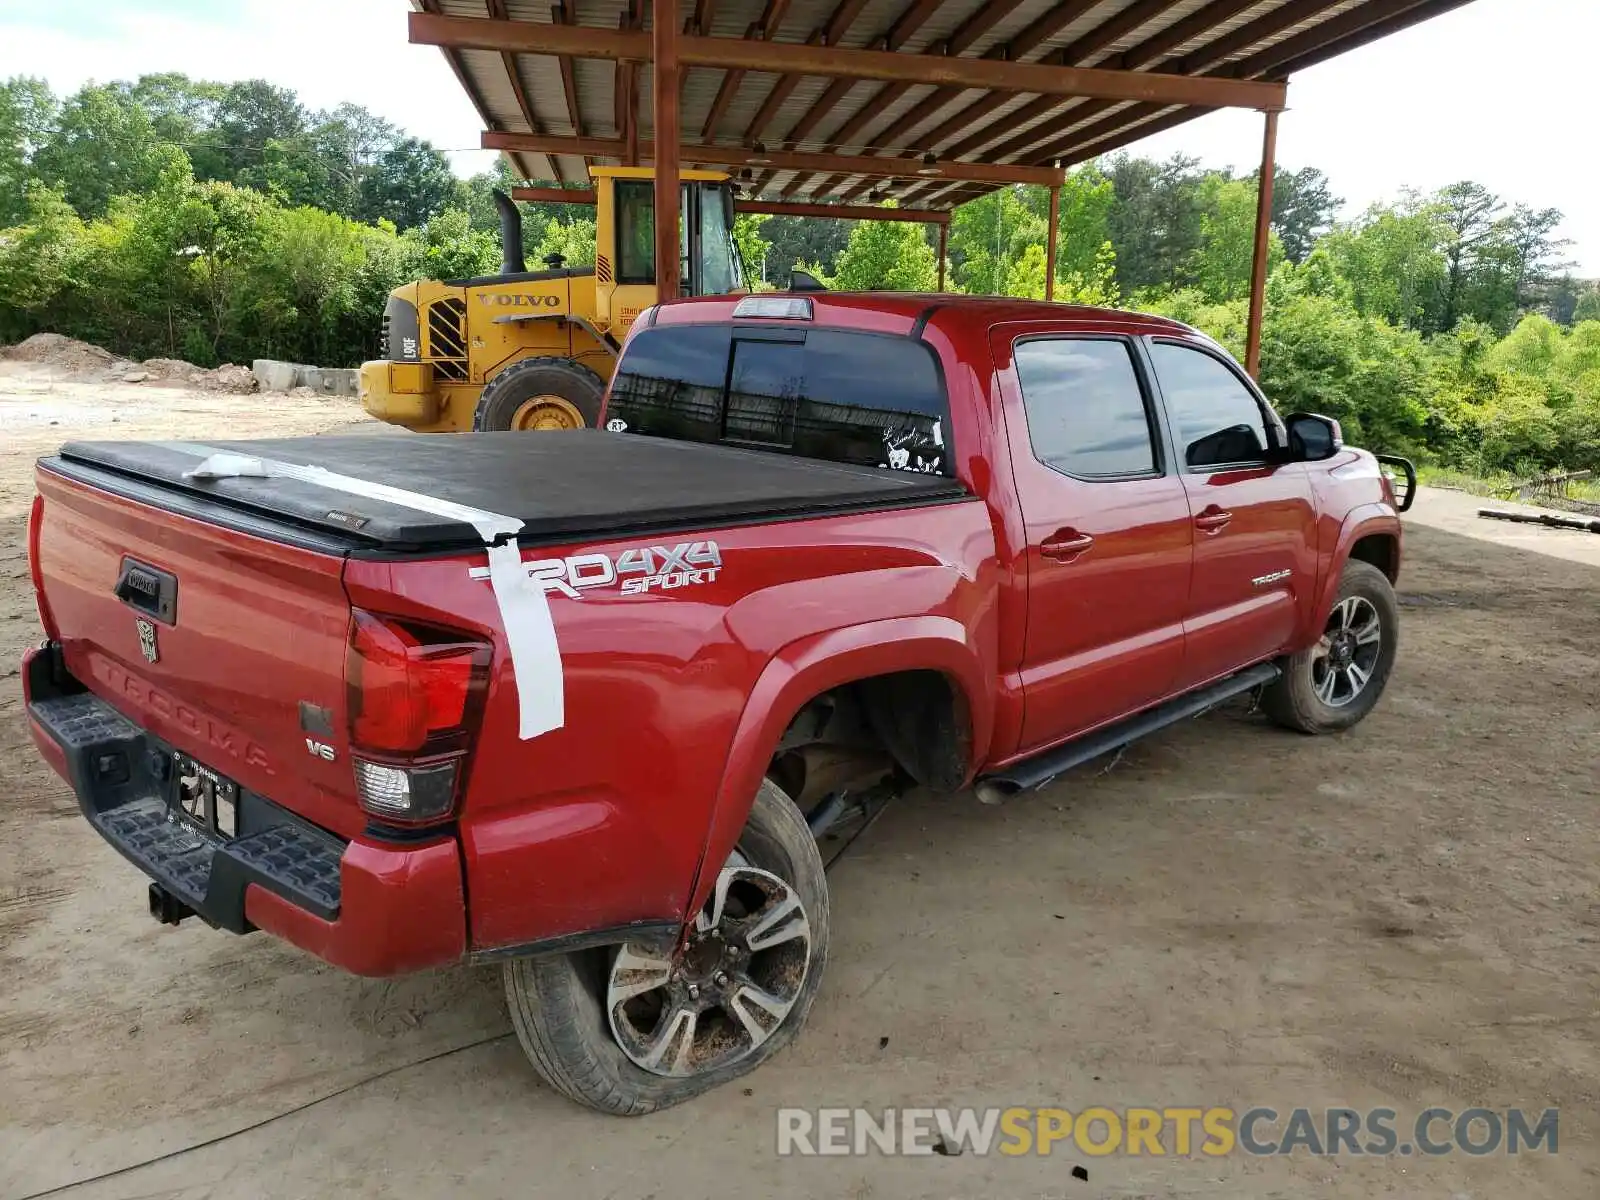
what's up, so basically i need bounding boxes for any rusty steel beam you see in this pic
[744,29,824,143]
[701,24,755,139]
[1236,0,1471,79]
[831,0,1101,196]
[907,0,1336,191]
[1268,0,1476,77]
[1045,182,1060,301]
[699,0,797,139]
[793,0,1050,200]
[417,0,553,182]
[514,187,599,203]
[410,14,1289,110]
[656,0,682,297]
[738,198,950,222]
[740,0,873,148]
[508,191,950,226]
[1245,109,1278,378]
[770,0,944,194]
[897,0,1263,187]
[485,0,565,182]
[553,1,587,179]
[484,130,1066,184]
[984,0,1345,171]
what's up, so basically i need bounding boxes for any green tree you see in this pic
[760,213,854,280]
[1191,175,1282,303]
[949,185,1039,295]
[1320,199,1448,330]
[359,136,456,230]
[831,211,938,291]
[732,212,771,284]
[530,215,596,267]
[1103,152,1205,293]
[193,79,306,181]
[31,82,189,217]
[0,76,57,225]
[0,182,83,339]
[1271,166,1339,264]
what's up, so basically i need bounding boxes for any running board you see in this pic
[977,661,1281,800]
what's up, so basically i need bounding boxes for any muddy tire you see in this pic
[502,779,829,1114]
[472,357,604,431]
[1263,560,1399,735]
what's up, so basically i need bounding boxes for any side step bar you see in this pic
[977,661,1281,800]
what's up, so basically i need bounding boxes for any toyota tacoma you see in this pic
[23,293,1413,1113]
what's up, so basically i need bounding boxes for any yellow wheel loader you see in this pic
[358,166,744,433]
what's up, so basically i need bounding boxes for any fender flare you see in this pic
[683,615,992,926]
[1315,504,1401,624]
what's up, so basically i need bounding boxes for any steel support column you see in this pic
[1045,184,1061,302]
[1245,108,1279,379]
[937,222,948,293]
[654,0,681,297]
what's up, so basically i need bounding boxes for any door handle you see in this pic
[1194,506,1233,534]
[1041,529,1095,562]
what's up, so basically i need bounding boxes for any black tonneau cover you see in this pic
[50,430,968,552]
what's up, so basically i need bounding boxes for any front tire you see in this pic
[1263,560,1399,734]
[472,356,604,431]
[502,779,830,1114]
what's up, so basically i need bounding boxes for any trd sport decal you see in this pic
[469,540,722,599]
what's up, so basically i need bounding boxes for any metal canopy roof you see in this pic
[412,0,1471,210]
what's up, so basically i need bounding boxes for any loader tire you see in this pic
[472,357,604,431]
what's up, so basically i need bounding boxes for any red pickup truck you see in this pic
[23,293,1411,1113]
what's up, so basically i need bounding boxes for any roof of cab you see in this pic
[648,291,1200,340]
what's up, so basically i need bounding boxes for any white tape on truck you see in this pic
[169,442,563,739]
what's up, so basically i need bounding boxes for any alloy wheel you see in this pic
[1310,595,1383,708]
[606,852,813,1078]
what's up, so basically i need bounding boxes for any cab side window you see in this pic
[1013,338,1159,479]
[1148,341,1270,469]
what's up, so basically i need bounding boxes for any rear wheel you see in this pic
[1263,560,1399,734]
[472,357,604,432]
[502,779,829,1114]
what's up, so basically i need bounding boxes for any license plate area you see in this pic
[170,754,238,839]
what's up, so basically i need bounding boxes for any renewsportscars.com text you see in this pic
[776,1106,1559,1158]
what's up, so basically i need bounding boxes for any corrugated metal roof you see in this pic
[414,0,1474,209]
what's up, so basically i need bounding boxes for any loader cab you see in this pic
[592,166,744,336]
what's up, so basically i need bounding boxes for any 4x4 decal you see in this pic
[469,540,722,598]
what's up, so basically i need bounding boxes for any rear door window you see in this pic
[607,325,952,475]
[1013,338,1159,478]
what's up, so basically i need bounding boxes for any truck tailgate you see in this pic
[33,464,362,838]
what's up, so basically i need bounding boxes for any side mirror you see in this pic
[789,268,828,292]
[1282,413,1343,462]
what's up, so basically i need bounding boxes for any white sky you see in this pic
[1,0,1592,273]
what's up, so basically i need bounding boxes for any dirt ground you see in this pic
[2,368,1597,1199]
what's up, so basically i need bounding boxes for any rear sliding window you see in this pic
[605,324,952,476]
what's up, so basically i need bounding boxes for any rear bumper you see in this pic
[24,645,466,976]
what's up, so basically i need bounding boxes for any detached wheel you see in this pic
[1263,560,1399,734]
[472,357,604,431]
[503,779,829,1114]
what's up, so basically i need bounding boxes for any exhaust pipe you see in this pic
[491,190,526,276]
[148,882,193,926]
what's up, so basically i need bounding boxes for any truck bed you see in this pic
[46,430,969,553]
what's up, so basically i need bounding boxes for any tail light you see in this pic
[345,609,491,827]
[28,495,58,639]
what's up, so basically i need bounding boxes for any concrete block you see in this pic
[252,359,360,396]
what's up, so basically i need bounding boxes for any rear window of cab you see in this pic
[605,324,953,476]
